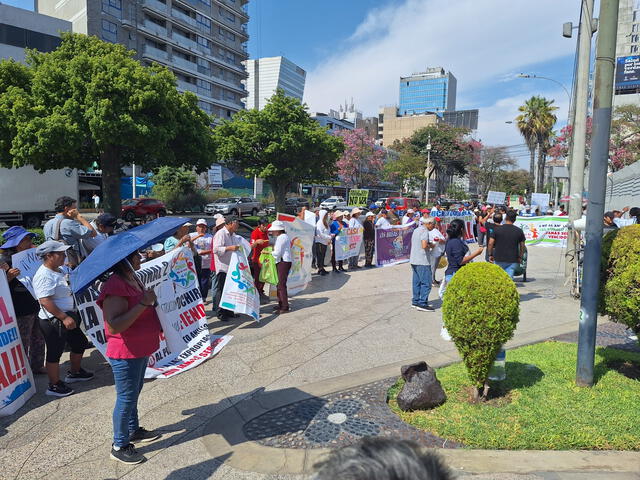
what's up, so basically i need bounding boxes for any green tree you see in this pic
[383,151,424,193]
[0,59,32,163]
[152,166,205,213]
[0,33,215,215]
[516,96,558,193]
[494,169,531,195]
[213,90,344,213]
[468,147,516,198]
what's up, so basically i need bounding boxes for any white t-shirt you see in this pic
[375,217,391,228]
[401,215,415,225]
[273,233,292,262]
[33,264,75,319]
[429,228,446,256]
[348,217,362,229]
[190,232,213,269]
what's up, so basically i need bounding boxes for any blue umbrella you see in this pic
[70,216,190,293]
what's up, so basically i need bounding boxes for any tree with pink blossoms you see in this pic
[334,128,385,187]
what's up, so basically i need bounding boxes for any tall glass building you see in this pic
[398,67,456,115]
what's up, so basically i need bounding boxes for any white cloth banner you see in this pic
[335,226,364,261]
[486,190,506,204]
[11,248,40,299]
[220,248,260,321]
[514,216,569,248]
[75,247,231,378]
[0,270,36,416]
[277,214,315,295]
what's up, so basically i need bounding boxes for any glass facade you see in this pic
[398,69,456,115]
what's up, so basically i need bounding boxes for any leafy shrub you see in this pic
[442,262,520,393]
[152,166,206,212]
[204,189,234,203]
[600,224,640,338]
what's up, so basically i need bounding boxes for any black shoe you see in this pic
[130,427,162,444]
[416,305,435,312]
[339,267,347,272]
[65,368,94,383]
[46,381,74,397]
[319,270,328,275]
[110,443,146,464]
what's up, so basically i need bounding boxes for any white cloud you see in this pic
[304,0,579,146]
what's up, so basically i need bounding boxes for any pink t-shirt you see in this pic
[96,274,162,359]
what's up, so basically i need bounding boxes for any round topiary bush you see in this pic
[442,262,520,399]
[600,224,640,340]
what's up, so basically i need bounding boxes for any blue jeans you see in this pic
[109,356,148,447]
[411,264,432,307]
[199,268,212,301]
[496,262,518,279]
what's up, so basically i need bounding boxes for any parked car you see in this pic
[386,197,421,212]
[320,196,347,210]
[265,197,311,215]
[204,197,260,217]
[374,197,388,208]
[121,198,166,222]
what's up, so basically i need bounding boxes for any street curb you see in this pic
[199,322,640,475]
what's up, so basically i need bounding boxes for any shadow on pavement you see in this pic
[164,453,231,480]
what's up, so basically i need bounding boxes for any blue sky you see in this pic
[6,0,586,167]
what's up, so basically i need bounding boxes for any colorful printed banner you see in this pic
[75,247,231,378]
[0,270,35,416]
[335,226,364,261]
[515,216,569,247]
[436,210,476,244]
[375,223,416,266]
[348,189,369,207]
[11,248,40,298]
[277,214,315,295]
[220,247,260,321]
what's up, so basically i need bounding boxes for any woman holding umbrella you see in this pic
[97,251,162,464]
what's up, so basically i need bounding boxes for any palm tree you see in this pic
[516,96,558,194]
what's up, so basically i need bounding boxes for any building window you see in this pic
[197,36,210,50]
[219,7,235,23]
[632,34,639,43]
[633,24,639,33]
[102,0,122,18]
[196,14,211,33]
[101,19,118,43]
[632,45,639,53]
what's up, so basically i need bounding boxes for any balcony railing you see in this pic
[177,79,198,94]
[141,20,167,37]
[172,32,198,50]
[171,8,198,28]
[142,44,169,61]
[142,0,167,13]
[172,55,198,73]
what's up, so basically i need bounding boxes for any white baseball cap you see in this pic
[196,218,207,226]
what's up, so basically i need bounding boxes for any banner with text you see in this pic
[75,247,231,378]
[375,223,416,266]
[531,193,551,210]
[436,210,476,244]
[277,214,315,295]
[486,190,506,205]
[515,216,569,247]
[348,189,369,207]
[220,247,260,321]
[0,271,35,416]
[335,226,364,261]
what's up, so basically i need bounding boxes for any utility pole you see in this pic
[566,0,596,278]
[132,163,137,199]
[576,0,619,387]
[425,134,432,204]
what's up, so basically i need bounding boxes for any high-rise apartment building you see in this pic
[244,56,306,110]
[398,67,456,115]
[0,4,71,62]
[35,0,249,119]
[614,0,640,106]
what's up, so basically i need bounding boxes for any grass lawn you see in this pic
[388,341,640,450]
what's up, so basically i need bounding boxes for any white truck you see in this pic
[0,166,79,228]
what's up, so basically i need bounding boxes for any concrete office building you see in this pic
[398,67,456,115]
[0,4,71,62]
[614,0,640,106]
[377,106,439,147]
[36,0,249,119]
[310,112,355,133]
[244,56,305,110]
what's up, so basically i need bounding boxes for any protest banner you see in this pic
[515,216,569,247]
[74,247,231,378]
[277,214,315,295]
[437,210,476,243]
[11,248,40,298]
[375,223,416,266]
[0,270,35,416]
[220,247,260,321]
[348,189,369,207]
[486,190,506,205]
[335,226,364,261]
[531,193,551,210]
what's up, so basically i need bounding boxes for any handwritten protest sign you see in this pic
[486,191,506,205]
[0,271,35,416]
[220,248,260,321]
[515,216,569,247]
[531,193,551,210]
[348,189,369,207]
[11,248,40,298]
[335,226,364,261]
[375,223,416,266]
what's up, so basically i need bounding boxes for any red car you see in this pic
[121,198,166,222]
[386,197,421,213]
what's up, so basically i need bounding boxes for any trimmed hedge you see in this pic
[442,262,520,389]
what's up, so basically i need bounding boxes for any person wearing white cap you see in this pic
[401,209,415,225]
[375,209,391,229]
[269,221,292,313]
[33,240,93,397]
[163,223,193,253]
[212,216,241,321]
[190,219,214,302]
[363,212,376,267]
[347,208,363,269]
[409,218,435,312]
[330,211,347,272]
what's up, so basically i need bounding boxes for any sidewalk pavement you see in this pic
[1,246,638,480]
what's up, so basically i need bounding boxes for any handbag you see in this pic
[438,256,448,269]
[258,247,279,285]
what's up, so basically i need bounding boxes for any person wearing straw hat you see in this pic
[33,240,93,397]
[347,208,363,269]
[0,226,46,374]
[269,220,292,314]
[330,211,347,273]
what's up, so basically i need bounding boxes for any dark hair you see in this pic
[629,207,640,220]
[493,213,503,224]
[54,196,76,213]
[604,211,615,220]
[111,251,140,278]
[312,437,451,480]
[226,215,239,225]
[257,217,269,225]
[446,219,465,239]
[506,210,517,223]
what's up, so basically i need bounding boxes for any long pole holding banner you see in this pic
[576,0,619,387]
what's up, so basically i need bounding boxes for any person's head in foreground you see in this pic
[312,437,451,480]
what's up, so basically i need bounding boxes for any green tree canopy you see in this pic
[152,166,205,213]
[0,33,216,214]
[213,90,344,212]
[469,147,516,198]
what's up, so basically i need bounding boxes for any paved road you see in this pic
[2,246,636,479]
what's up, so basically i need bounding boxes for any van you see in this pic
[386,197,421,212]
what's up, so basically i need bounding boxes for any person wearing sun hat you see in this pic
[347,208,363,269]
[330,211,347,272]
[268,220,291,314]
[0,226,46,374]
